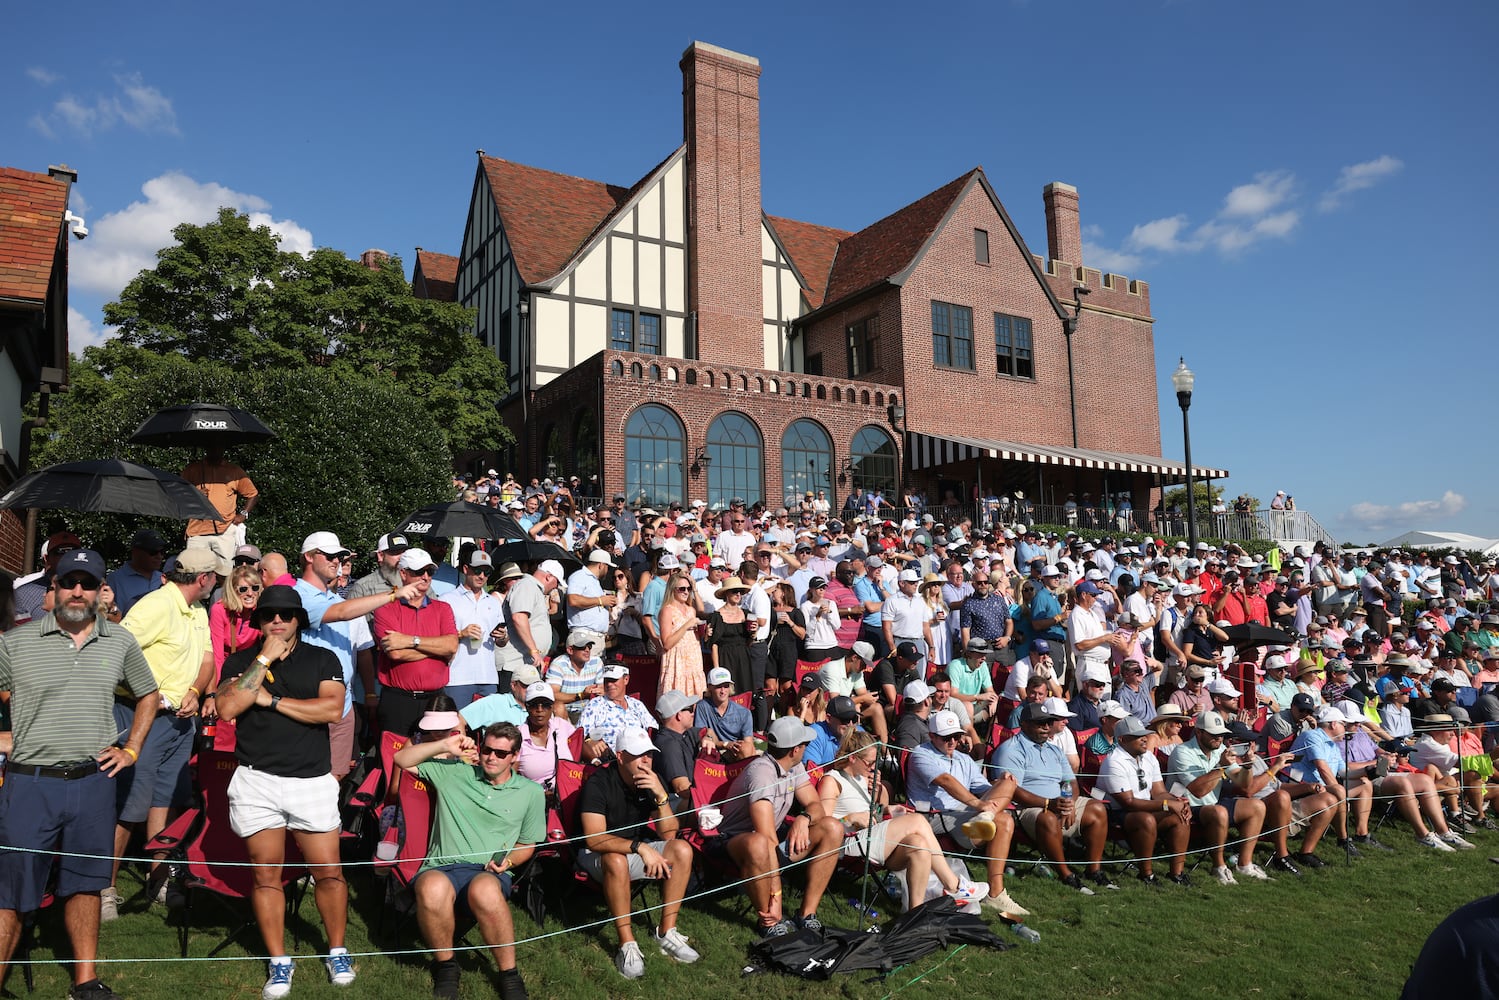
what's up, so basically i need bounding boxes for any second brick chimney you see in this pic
[1043,182,1081,266]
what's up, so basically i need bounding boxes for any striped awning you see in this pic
[907,431,1229,479]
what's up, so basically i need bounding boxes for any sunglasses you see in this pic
[236,585,263,594]
[478,745,516,758]
[405,567,436,577]
[259,610,299,623]
[674,586,691,593]
[56,576,100,592]
[934,732,961,743]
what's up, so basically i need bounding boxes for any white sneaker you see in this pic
[615,941,645,979]
[99,886,121,923]
[947,879,989,906]
[1234,862,1269,881]
[1419,832,1457,853]
[1212,865,1238,886]
[262,960,294,1000]
[654,926,699,964]
[324,949,356,986]
[982,889,1030,919]
[1440,831,1476,850]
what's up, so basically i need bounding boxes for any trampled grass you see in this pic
[8,830,1489,1000]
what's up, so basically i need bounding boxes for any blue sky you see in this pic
[8,1,1496,542]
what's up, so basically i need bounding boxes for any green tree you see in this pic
[31,351,452,563]
[100,207,510,454]
[1162,482,1224,512]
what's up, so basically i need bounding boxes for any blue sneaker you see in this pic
[324,950,356,986]
[262,960,294,1000]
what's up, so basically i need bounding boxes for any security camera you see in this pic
[71,224,88,240]
[65,210,88,240]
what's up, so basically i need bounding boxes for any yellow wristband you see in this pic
[188,686,201,698]
[122,746,138,761]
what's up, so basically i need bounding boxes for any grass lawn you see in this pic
[8,830,1488,1000]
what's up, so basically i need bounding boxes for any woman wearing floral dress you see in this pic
[657,571,706,699]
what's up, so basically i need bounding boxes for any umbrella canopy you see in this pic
[489,539,582,576]
[397,501,527,542]
[1219,623,1299,648]
[128,402,276,448]
[0,459,223,520]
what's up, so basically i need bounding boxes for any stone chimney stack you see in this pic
[360,248,389,270]
[680,41,763,364]
[1043,182,1081,266]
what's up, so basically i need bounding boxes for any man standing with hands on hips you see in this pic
[216,585,354,999]
[0,549,157,1000]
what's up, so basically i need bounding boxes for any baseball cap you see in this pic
[850,641,876,662]
[707,667,733,687]
[301,531,350,557]
[766,716,816,750]
[1077,581,1101,596]
[523,682,555,704]
[898,569,920,583]
[512,662,542,686]
[614,727,658,757]
[565,629,594,649]
[1264,654,1288,671]
[1115,716,1149,740]
[1194,710,1230,735]
[600,663,630,681]
[55,548,107,583]
[176,546,231,576]
[827,696,859,722]
[1099,700,1130,720]
[1291,692,1317,713]
[130,528,167,552]
[398,548,438,573]
[928,709,966,735]
[378,532,411,552]
[895,641,920,660]
[233,543,262,562]
[1019,702,1061,724]
[1431,677,1457,693]
[655,690,699,717]
[587,549,615,567]
[1172,583,1202,597]
[1040,565,1062,578]
[1041,696,1075,718]
[1185,665,1207,680]
[537,559,567,581]
[1206,678,1241,698]
[903,679,933,703]
[467,550,493,569]
[1317,706,1349,727]
[1030,639,1051,655]
[417,711,461,732]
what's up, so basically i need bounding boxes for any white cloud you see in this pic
[1318,154,1404,212]
[30,72,179,137]
[1127,215,1192,253]
[26,67,61,85]
[1221,170,1295,218]
[1080,240,1144,273]
[67,306,114,355]
[73,172,315,300]
[1343,491,1468,533]
[27,113,55,139]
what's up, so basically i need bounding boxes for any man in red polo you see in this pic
[372,547,459,737]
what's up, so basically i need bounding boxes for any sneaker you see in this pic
[1059,873,1095,896]
[614,941,645,979]
[1234,863,1269,881]
[99,887,121,923]
[960,810,997,845]
[1138,873,1162,887]
[795,913,824,933]
[981,889,1030,919]
[431,959,460,1000]
[1440,831,1476,850]
[760,919,794,939]
[324,950,356,986]
[1268,854,1303,876]
[1165,872,1193,887]
[1353,833,1394,852]
[496,967,529,1000]
[1418,832,1457,853]
[946,881,988,906]
[1293,851,1327,870]
[1212,865,1238,886]
[263,961,295,1000]
[1338,838,1362,859]
[1086,869,1118,890]
[1479,817,1499,831]
[654,926,700,964]
[69,981,123,1000]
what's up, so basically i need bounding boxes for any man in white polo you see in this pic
[440,550,506,706]
[565,550,616,657]
[882,569,935,672]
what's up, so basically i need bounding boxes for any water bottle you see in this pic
[1059,779,1073,805]
[847,898,880,921]
[1010,923,1042,943]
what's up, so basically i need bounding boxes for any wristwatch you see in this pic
[411,636,421,650]
[270,695,283,712]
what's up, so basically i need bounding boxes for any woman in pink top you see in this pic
[516,682,574,792]
[657,571,706,699]
[210,565,263,676]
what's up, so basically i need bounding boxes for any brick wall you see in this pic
[799,286,906,387]
[0,508,26,576]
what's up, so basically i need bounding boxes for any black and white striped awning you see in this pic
[906,431,1229,479]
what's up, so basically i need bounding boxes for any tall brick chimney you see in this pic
[360,248,390,270]
[681,41,763,364]
[1043,182,1081,266]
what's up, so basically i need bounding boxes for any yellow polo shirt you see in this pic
[121,582,209,707]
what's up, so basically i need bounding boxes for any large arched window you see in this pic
[781,419,833,507]
[850,425,898,502]
[572,408,598,491]
[706,411,763,509]
[624,404,685,507]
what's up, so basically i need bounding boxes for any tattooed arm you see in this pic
[214,632,291,722]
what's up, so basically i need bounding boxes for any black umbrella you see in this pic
[1220,623,1299,647]
[488,539,582,575]
[397,501,527,542]
[128,402,276,448]
[0,459,223,520]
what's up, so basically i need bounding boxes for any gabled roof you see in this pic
[764,214,850,309]
[480,149,680,286]
[820,170,975,306]
[413,249,458,301]
[0,167,69,305]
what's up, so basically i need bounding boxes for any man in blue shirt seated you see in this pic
[1166,711,1269,884]
[694,667,756,760]
[803,695,861,769]
[906,711,1029,922]
[992,702,1114,893]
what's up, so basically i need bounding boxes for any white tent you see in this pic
[1379,529,1499,556]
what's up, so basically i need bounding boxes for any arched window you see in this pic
[572,409,598,488]
[706,412,763,509]
[782,419,833,508]
[624,404,685,507]
[850,425,897,502]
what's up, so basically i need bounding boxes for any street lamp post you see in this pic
[1171,358,1197,551]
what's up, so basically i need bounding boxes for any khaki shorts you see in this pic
[1018,804,1084,840]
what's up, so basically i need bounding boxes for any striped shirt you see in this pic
[0,614,157,765]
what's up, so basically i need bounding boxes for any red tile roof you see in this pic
[414,249,459,302]
[764,214,850,310]
[820,170,977,307]
[0,167,69,305]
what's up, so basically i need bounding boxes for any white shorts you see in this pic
[227,767,340,838]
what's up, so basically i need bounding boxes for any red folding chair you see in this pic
[620,654,661,704]
[373,760,435,941]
